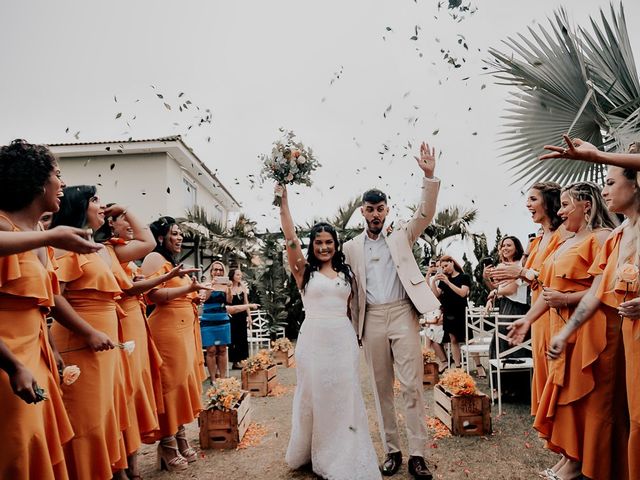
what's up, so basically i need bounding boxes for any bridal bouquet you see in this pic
[259,130,320,206]
[205,377,243,411]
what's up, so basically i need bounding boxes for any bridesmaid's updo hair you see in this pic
[530,181,563,230]
[51,185,97,230]
[301,222,353,293]
[0,139,57,212]
[562,181,618,230]
[150,216,179,266]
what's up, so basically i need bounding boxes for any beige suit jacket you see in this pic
[343,177,441,342]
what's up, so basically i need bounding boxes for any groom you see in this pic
[344,142,440,479]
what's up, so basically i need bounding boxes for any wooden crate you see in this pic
[241,364,277,397]
[423,362,439,386]
[273,349,294,367]
[199,391,251,449]
[433,384,491,436]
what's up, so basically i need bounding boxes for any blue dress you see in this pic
[200,290,231,347]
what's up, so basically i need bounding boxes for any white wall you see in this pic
[59,151,231,225]
[58,152,170,224]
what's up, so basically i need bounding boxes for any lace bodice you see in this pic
[301,272,351,319]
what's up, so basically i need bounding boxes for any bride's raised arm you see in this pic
[276,184,306,289]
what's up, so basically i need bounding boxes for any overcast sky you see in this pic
[2,0,639,258]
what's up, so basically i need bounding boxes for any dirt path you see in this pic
[138,358,555,479]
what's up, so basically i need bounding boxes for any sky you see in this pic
[2,0,639,260]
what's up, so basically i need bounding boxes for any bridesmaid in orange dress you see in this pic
[0,139,75,479]
[491,181,564,415]
[510,182,625,479]
[100,206,195,478]
[49,185,132,480]
[141,216,209,472]
[540,166,640,480]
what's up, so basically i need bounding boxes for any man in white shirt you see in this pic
[343,142,441,480]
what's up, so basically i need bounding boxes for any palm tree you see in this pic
[420,204,479,257]
[487,3,640,185]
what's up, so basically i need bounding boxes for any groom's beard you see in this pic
[366,218,385,235]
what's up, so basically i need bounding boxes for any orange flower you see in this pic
[617,263,639,284]
[292,150,301,159]
[62,365,81,386]
[438,368,478,396]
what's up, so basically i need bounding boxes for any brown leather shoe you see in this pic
[408,456,433,480]
[380,451,402,476]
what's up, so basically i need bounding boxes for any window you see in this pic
[183,177,197,211]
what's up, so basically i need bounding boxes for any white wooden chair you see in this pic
[461,306,496,374]
[487,313,533,415]
[247,310,272,356]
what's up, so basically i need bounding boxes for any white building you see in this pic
[49,136,240,225]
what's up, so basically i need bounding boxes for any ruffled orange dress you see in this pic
[0,220,74,480]
[526,231,562,415]
[106,240,164,452]
[49,249,130,480]
[144,260,205,440]
[534,231,626,480]
[591,228,638,479]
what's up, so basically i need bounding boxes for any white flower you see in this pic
[285,172,294,182]
[297,155,307,164]
[119,341,136,355]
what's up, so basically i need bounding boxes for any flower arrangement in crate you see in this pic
[422,348,437,365]
[438,368,478,396]
[241,349,276,375]
[271,338,293,353]
[205,377,244,412]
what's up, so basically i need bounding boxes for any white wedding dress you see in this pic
[285,271,381,480]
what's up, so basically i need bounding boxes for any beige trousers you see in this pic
[364,299,427,457]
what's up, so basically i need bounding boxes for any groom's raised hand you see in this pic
[414,141,436,178]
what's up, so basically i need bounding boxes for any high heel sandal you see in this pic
[475,365,487,378]
[156,439,188,472]
[175,426,198,463]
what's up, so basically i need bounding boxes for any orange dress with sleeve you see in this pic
[526,230,562,415]
[144,260,205,440]
[49,250,130,480]
[106,240,164,451]
[0,237,74,479]
[534,231,626,480]
[591,228,637,479]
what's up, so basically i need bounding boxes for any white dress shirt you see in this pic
[364,231,408,305]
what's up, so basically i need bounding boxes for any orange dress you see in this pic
[534,232,626,480]
[0,224,74,479]
[106,241,164,452]
[144,260,205,440]
[526,231,562,415]
[591,228,638,479]
[50,250,130,480]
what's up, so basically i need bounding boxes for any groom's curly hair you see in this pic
[301,222,354,293]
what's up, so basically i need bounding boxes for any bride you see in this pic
[278,184,381,480]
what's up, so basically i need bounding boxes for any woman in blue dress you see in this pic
[200,261,232,380]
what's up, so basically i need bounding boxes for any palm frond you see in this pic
[487,3,640,186]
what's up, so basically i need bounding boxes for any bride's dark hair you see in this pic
[301,222,353,292]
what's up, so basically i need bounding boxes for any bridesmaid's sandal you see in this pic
[176,426,198,463]
[157,439,188,472]
[475,365,487,378]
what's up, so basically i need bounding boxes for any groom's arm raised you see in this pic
[276,185,306,289]
[405,141,441,245]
